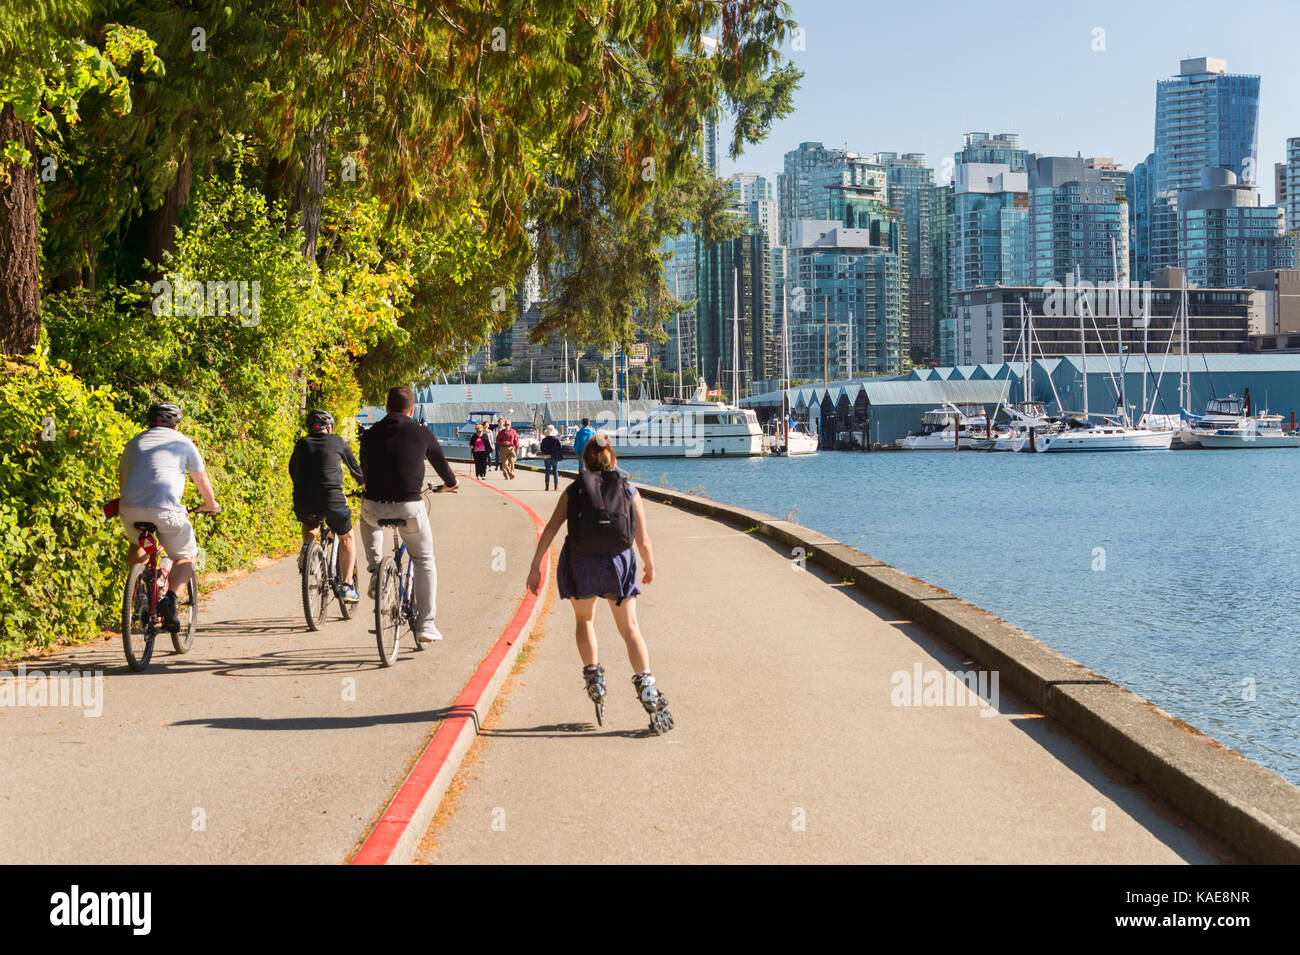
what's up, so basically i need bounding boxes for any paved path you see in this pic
[0,468,533,864]
[2,464,1226,864]
[420,468,1221,864]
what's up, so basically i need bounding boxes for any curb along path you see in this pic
[350,473,549,864]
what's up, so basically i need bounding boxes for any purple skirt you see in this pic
[557,540,641,604]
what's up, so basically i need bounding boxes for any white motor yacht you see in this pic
[1197,414,1300,449]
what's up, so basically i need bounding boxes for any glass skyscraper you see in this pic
[875,152,935,363]
[1147,58,1261,275]
[1027,155,1130,285]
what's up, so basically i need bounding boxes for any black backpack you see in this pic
[567,470,635,556]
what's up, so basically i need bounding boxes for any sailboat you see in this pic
[769,280,818,455]
[1035,261,1172,453]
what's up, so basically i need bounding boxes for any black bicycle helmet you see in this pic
[147,402,182,428]
[305,408,335,433]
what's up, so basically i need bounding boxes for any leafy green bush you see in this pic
[0,354,135,655]
[8,172,385,656]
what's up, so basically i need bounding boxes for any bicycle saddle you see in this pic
[377,518,407,527]
[134,522,158,533]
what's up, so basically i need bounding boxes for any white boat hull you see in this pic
[1035,429,1173,452]
[1198,433,1300,449]
[610,434,766,458]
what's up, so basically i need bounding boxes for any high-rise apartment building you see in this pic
[1179,167,1294,288]
[929,183,954,365]
[952,162,1030,292]
[875,152,935,363]
[777,142,890,246]
[1027,155,1130,285]
[956,132,1028,172]
[1286,137,1300,235]
[1145,57,1261,276]
[785,220,904,378]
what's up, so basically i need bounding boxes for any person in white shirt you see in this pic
[117,403,221,632]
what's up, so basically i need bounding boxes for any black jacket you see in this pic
[360,412,458,502]
[289,433,363,507]
[540,435,564,460]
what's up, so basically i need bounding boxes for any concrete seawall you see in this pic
[517,460,1300,863]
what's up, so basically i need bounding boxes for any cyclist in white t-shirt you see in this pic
[117,403,221,632]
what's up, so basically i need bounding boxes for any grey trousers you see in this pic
[360,499,438,635]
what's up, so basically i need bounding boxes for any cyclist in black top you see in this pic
[357,386,458,643]
[289,409,365,603]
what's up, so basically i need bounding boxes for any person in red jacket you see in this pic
[496,418,520,480]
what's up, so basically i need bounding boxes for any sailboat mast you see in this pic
[1078,265,1088,419]
[782,280,790,444]
[732,266,740,404]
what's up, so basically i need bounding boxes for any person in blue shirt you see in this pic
[572,418,595,461]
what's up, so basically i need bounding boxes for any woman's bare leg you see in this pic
[606,597,650,673]
[571,597,599,666]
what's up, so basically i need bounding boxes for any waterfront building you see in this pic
[930,183,954,365]
[1128,155,1155,283]
[1248,270,1300,351]
[952,269,1255,364]
[785,219,905,378]
[875,152,935,363]
[777,142,891,246]
[1286,137,1300,236]
[952,162,1030,293]
[1146,57,1261,274]
[697,225,772,396]
[660,229,699,377]
[1027,155,1130,286]
[740,354,1300,448]
[1179,167,1294,289]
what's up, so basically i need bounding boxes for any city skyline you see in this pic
[717,0,1300,202]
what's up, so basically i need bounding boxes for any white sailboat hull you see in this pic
[1035,429,1174,452]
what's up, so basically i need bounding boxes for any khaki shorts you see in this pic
[120,505,198,560]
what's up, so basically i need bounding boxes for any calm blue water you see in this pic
[624,450,1300,784]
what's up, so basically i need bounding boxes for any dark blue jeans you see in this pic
[543,459,560,488]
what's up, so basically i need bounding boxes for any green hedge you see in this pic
[4,172,377,658]
[0,355,135,655]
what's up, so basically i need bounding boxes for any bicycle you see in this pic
[119,506,210,672]
[372,518,426,667]
[373,483,449,666]
[300,491,363,631]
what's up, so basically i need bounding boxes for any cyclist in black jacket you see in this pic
[289,409,364,603]
[358,386,458,643]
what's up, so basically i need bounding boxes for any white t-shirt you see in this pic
[119,427,206,511]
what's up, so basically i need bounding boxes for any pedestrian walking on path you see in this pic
[526,433,674,733]
[497,418,519,480]
[359,386,459,644]
[471,423,492,479]
[572,417,595,459]
[540,424,564,489]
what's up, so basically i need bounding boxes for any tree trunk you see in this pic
[298,116,328,262]
[0,103,42,356]
[143,154,193,278]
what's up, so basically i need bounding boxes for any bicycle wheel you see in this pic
[171,576,198,654]
[122,563,156,672]
[301,540,330,631]
[338,546,360,621]
[406,563,425,651]
[374,556,402,666]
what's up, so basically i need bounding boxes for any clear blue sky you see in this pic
[718,0,1300,201]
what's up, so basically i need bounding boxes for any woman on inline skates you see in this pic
[524,433,674,734]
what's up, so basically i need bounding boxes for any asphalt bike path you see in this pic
[0,467,535,864]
